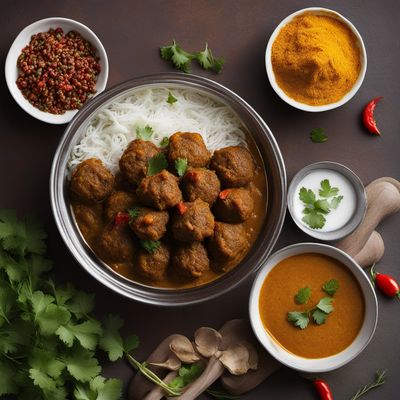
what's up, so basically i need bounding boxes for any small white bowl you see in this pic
[265,7,367,112]
[5,17,109,124]
[249,243,378,373]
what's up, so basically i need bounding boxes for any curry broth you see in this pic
[72,136,267,289]
[259,253,364,358]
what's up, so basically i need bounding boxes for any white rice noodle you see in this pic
[68,87,248,175]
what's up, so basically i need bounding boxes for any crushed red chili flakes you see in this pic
[16,27,101,114]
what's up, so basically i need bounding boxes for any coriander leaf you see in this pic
[29,368,57,392]
[0,286,17,325]
[136,125,153,140]
[128,207,141,220]
[287,311,309,329]
[310,128,328,143]
[175,158,188,177]
[35,303,71,336]
[66,290,95,319]
[323,279,339,296]
[29,348,65,380]
[56,319,103,350]
[302,209,326,229]
[30,290,54,314]
[299,187,316,206]
[319,179,339,198]
[64,348,101,383]
[124,334,140,353]
[99,314,125,361]
[314,199,331,214]
[160,137,169,147]
[312,308,328,325]
[0,319,32,354]
[316,297,334,314]
[0,360,18,395]
[147,153,168,176]
[330,195,344,209]
[140,240,161,254]
[196,43,224,73]
[206,388,240,399]
[167,92,178,105]
[169,362,205,390]
[160,40,195,73]
[295,286,311,305]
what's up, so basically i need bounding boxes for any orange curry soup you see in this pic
[259,253,365,358]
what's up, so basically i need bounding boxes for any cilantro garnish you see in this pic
[310,128,328,143]
[175,158,188,177]
[167,92,178,105]
[295,286,311,305]
[169,362,204,391]
[140,240,161,254]
[136,125,153,141]
[315,297,334,313]
[160,137,170,147]
[160,40,195,73]
[128,207,141,220]
[312,308,329,325]
[147,153,168,176]
[196,43,224,73]
[323,279,339,296]
[287,311,310,329]
[298,179,343,229]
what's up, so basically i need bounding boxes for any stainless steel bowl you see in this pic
[50,73,287,306]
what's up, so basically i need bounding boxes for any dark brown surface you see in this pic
[0,0,399,398]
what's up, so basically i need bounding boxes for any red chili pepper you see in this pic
[371,264,400,298]
[219,189,231,200]
[114,212,130,227]
[362,97,383,136]
[177,201,187,215]
[313,379,333,400]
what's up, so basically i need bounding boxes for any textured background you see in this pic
[1,0,399,398]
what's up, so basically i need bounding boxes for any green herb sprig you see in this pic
[350,370,387,400]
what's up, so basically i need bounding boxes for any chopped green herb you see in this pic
[330,195,344,209]
[175,158,188,177]
[169,362,204,391]
[196,43,224,73]
[302,209,326,229]
[160,40,195,73]
[295,286,311,305]
[315,297,334,314]
[136,125,153,140]
[160,137,170,148]
[128,207,141,220]
[167,92,178,105]
[140,240,161,254]
[319,179,339,198]
[310,128,328,143]
[147,153,168,176]
[323,279,339,296]
[287,311,310,329]
[312,308,329,325]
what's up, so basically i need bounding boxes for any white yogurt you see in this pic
[292,169,357,232]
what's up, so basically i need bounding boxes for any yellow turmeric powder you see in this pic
[272,13,361,106]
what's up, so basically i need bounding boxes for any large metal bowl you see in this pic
[50,73,287,306]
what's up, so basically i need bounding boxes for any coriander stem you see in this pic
[350,370,387,400]
[125,353,181,397]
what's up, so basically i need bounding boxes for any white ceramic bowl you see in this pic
[249,243,378,373]
[5,17,109,124]
[265,7,367,112]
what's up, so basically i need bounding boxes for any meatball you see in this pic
[119,139,160,184]
[168,132,210,168]
[137,170,182,210]
[213,188,254,223]
[136,243,170,281]
[104,191,137,221]
[73,203,102,239]
[172,242,210,279]
[96,224,136,263]
[130,207,169,241]
[210,146,254,187]
[172,198,214,242]
[70,158,114,203]
[208,222,247,267]
[181,168,221,205]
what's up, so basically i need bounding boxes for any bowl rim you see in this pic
[287,161,367,241]
[249,242,378,373]
[265,7,368,112]
[5,16,109,124]
[50,72,287,306]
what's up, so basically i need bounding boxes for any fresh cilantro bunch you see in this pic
[0,210,138,399]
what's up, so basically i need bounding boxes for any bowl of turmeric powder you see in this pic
[266,8,367,111]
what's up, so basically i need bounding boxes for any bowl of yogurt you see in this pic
[288,162,366,241]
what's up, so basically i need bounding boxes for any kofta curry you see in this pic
[70,132,267,288]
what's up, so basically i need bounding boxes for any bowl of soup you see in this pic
[249,243,377,372]
[50,73,287,306]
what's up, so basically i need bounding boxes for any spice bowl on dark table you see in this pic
[50,73,287,306]
[5,17,108,124]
